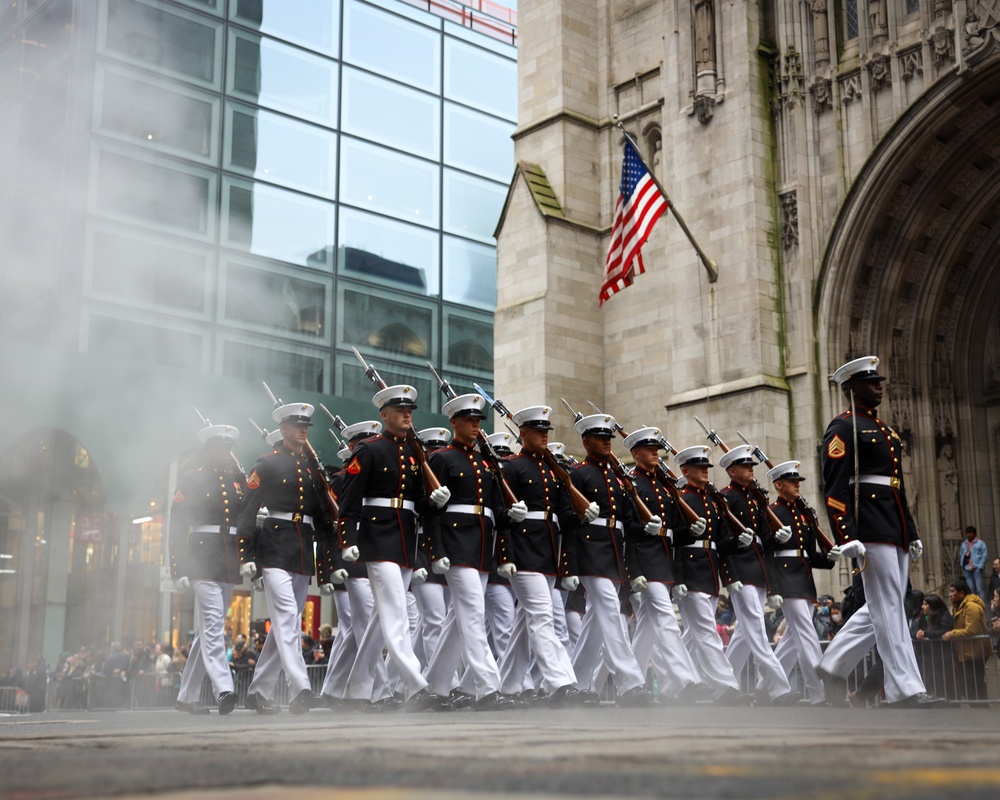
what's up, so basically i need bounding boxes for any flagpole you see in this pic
[612,115,718,283]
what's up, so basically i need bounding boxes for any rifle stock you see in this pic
[540,448,593,521]
[304,440,340,521]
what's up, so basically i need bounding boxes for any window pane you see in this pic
[338,206,439,296]
[905,0,919,12]
[340,138,439,228]
[444,38,516,119]
[343,0,439,91]
[226,104,337,197]
[104,0,220,86]
[223,178,335,268]
[443,236,496,310]
[443,170,505,242]
[224,261,327,337]
[98,68,216,162]
[0,2,19,40]
[341,67,439,160]
[0,34,16,107]
[94,150,213,235]
[229,31,338,127]
[232,0,339,57]
[444,103,514,182]
[845,0,858,40]
[89,228,208,312]
[20,0,73,88]
[87,314,204,370]
[223,340,325,392]
[338,358,435,413]
[446,312,493,372]
[17,64,70,160]
[339,286,434,361]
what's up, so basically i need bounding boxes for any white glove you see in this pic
[432,557,451,574]
[173,577,190,592]
[673,583,689,599]
[497,562,517,579]
[240,562,257,578]
[775,525,793,544]
[583,502,600,524]
[342,546,360,562]
[767,594,784,610]
[838,540,867,560]
[319,583,335,596]
[738,528,754,548]
[429,486,452,509]
[728,580,744,594]
[562,575,580,592]
[827,545,843,562]
[331,568,349,584]
[630,576,648,592]
[256,507,268,527]
[507,500,528,523]
[689,517,707,538]
[410,567,428,586]
[909,540,923,559]
[644,515,663,537]
[252,576,264,592]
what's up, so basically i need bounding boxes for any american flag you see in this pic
[600,140,668,306]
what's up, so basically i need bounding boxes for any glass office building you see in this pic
[0,0,516,672]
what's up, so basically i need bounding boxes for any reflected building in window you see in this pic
[0,0,515,672]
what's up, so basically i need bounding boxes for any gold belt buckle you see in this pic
[890,477,900,490]
[292,512,302,523]
[472,504,483,514]
[704,540,712,550]
[389,497,403,509]
[608,515,616,528]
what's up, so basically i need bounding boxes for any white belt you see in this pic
[192,525,237,535]
[775,549,803,558]
[363,497,415,512]
[268,512,312,525]
[683,541,716,551]
[524,510,560,529]
[849,475,899,488]
[448,504,495,521]
[592,517,624,531]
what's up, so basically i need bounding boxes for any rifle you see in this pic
[194,407,248,482]
[560,398,653,526]
[426,365,519,507]
[473,384,593,521]
[736,431,837,556]
[350,348,443,495]
[695,416,787,538]
[261,382,339,521]
[583,402,701,527]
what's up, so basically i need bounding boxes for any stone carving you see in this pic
[840,71,863,103]
[936,437,961,538]
[692,94,716,123]
[985,319,1000,393]
[963,12,986,52]
[780,191,799,249]
[899,48,923,80]
[694,0,717,97]
[810,0,831,67]
[926,25,955,66]
[934,0,953,16]
[774,47,805,112]
[863,51,892,91]
[810,76,833,113]
[869,0,888,44]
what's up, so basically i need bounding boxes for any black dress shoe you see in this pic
[617,686,655,708]
[474,691,520,711]
[246,691,279,715]
[770,691,802,707]
[517,689,539,704]
[405,689,452,713]
[715,687,753,706]
[580,690,602,706]
[289,689,318,714]
[317,694,341,710]
[448,689,476,710]
[887,692,947,709]
[175,700,210,715]
[372,696,404,712]
[217,691,238,716]
[675,682,714,705]
[548,685,586,708]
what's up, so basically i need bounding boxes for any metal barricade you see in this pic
[86,675,131,711]
[0,686,27,713]
[915,635,996,707]
[49,676,88,710]
[130,673,181,710]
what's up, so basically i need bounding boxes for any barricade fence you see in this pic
[0,686,28,713]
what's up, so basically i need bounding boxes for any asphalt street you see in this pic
[3,705,1000,800]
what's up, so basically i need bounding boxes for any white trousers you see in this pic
[320,590,354,699]
[571,577,646,694]
[177,580,235,703]
[771,597,826,703]
[412,581,448,668]
[426,567,501,699]
[485,582,516,658]
[345,564,427,701]
[248,569,310,700]
[819,544,925,703]
[677,591,740,696]
[630,582,700,699]
[324,579,391,700]
[552,587,570,650]
[726,585,792,699]
[566,609,583,652]
[499,572,576,695]
[387,592,423,694]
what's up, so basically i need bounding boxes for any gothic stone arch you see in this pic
[817,51,1000,591]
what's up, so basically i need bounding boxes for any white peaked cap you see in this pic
[372,384,418,409]
[832,356,884,385]
[272,402,315,425]
[198,424,239,443]
[442,393,487,418]
[341,420,382,442]
[719,444,756,470]
[512,405,553,429]
[674,445,713,467]
[574,414,616,437]
[767,460,805,483]
[623,426,662,450]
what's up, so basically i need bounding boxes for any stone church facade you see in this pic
[494,0,1000,594]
